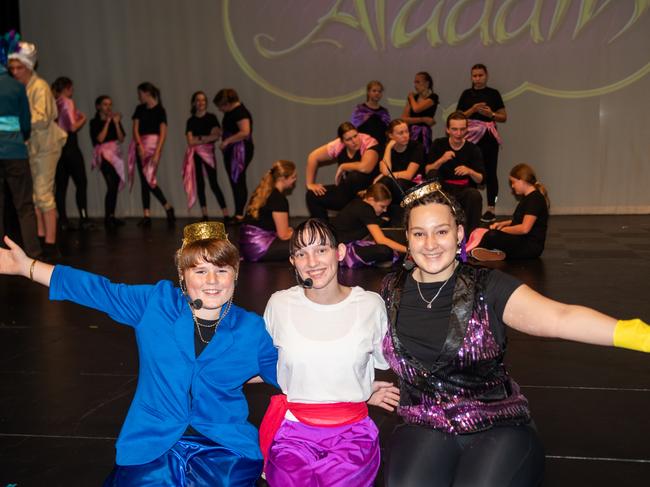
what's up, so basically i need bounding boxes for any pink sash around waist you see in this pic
[466,119,502,145]
[182,143,216,208]
[92,141,126,191]
[128,134,159,189]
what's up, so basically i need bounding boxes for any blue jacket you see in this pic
[49,265,279,465]
[0,68,30,160]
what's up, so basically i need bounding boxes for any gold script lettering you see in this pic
[493,0,545,43]
[391,0,444,48]
[444,0,493,46]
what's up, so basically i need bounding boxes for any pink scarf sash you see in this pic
[92,141,126,191]
[182,143,216,208]
[128,134,159,189]
[466,119,502,145]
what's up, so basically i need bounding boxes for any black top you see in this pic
[427,138,484,186]
[222,104,252,136]
[186,113,220,136]
[409,93,439,124]
[512,190,548,247]
[132,103,167,135]
[89,117,125,146]
[396,267,521,368]
[457,86,505,122]
[245,188,289,231]
[390,140,425,173]
[333,198,383,243]
[193,317,218,357]
[355,104,390,145]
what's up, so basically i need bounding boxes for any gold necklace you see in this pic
[415,271,453,309]
[193,298,233,344]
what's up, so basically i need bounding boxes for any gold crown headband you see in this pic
[400,181,456,213]
[181,221,228,249]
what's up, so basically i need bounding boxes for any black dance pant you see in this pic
[442,184,483,235]
[194,154,227,209]
[224,146,254,216]
[55,134,87,220]
[353,242,394,264]
[306,171,374,220]
[100,159,120,218]
[258,237,291,262]
[136,154,168,211]
[386,423,545,487]
[0,158,41,257]
[479,230,544,260]
[477,133,500,207]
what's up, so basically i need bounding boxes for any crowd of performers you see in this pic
[4,34,650,487]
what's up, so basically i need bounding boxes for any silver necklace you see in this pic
[193,298,233,344]
[415,272,452,309]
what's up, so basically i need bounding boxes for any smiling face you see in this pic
[291,234,345,292]
[183,259,236,314]
[407,203,463,282]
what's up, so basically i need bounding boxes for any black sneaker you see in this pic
[480,211,496,223]
[137,216,152,228]
[166,207,176,224]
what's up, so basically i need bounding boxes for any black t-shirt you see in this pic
[457,87,505,122]
[427,137,484,186]
[396,267,521,368]
[132,103,167,135]
[245,188,289,231]
[333,198,383,243]
[512,190,548,246]
[186,113,220,136]
[354,104,390,145]
[409,93,439,124]
[222,104,252,136]
[390,140,425,173]
[336,145,379,165]
[89,117,125,146]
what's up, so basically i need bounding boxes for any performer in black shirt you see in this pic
[401,71,438,155]
[351,80,391,146]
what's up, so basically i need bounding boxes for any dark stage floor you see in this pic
[1,215,649,486]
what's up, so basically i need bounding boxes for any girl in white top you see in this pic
[260,218,399,487]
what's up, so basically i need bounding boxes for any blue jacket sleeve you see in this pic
[257,326,279,389]
[49,265,158,327]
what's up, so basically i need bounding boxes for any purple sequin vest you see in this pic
[381,265,531,434]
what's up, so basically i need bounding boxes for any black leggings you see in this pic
[386,423,545,487]
[479,230,544,260]
[55,134,87,220]
[306,171,374,219]
[224,145,254,216]
[100,159,120,218]
[194,154,227,209]
[136,154,168,211]
[477,133,500,207]
[352,242,394,264]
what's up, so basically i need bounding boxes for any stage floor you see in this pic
[1,214,649,486]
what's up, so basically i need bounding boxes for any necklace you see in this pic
[193,298,233,344]
[415,272,453,309]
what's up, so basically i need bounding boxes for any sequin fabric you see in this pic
[381,265,531,434]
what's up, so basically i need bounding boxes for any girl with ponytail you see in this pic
[239,160,297,261]
[467,163,550,261]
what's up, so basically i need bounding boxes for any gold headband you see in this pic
[400,181,455,212]
[181,221,228,249]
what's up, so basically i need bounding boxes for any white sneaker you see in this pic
[470,247,506,262]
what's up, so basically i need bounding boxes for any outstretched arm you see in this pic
[0,236,53,286]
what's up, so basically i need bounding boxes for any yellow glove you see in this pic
[613,319,650,353]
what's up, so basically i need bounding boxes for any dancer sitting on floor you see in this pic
[381,181,650,487]
[240,160,297,262]
[305,122,379,220]
[0,222,279,486]
[260,218,400,487]
[332,182,406,268]
[468,163,548,262]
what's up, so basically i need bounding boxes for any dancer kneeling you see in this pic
[0,222,278,486]
[240,160,297,262]
[332,183,406,268]
[468,163,548,261]
[382,181,650,487]
[260,219,400,487]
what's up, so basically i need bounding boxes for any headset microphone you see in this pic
[191,298,203,309]
[302,278,313,289]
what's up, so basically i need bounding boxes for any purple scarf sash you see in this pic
[350,103,390,128]
[55,97,82,133]
[409,124,432,154]
[92,141,126,191]
[128,134,159,189]
[239,224,277,262]
[466,119,502,145]
[341,240,398,268]
[222,132,251,183]
[182,143,216,208]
